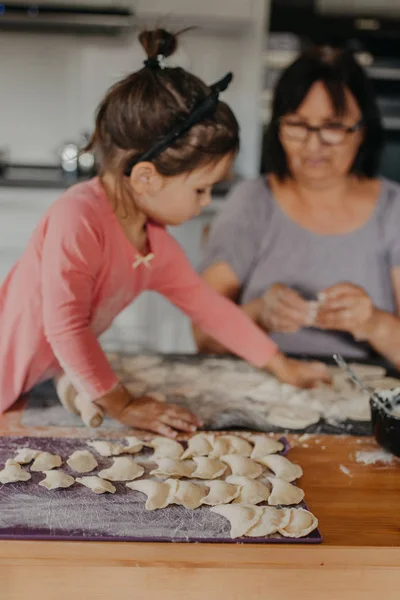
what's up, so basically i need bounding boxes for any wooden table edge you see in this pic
[2,540,400,569]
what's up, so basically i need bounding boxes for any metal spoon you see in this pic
[332,354,391,412]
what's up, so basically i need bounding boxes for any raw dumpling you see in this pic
[181,433,214,459]
[172,480,208,509]
[250,435,284,459]
[209,435,253,458]
[210,504,263,539]
[191,457,226,479]
[226,475,270,505]
[201,481,240,506]
[149,437,184,460]
[13,448,41,465]
[267,477,304,506]
[220,455,263,479]
[76,476,116,494]
[279,508,318,538]
[127,479,177,510]
[39,470,75,490]
[98,457,144,481]
[0,459,31,484]
[66,450,98,473]
[150,458,194,478]
[87,440,124,457]
[30,452,62,472]
[123,436,144,454]
[246,506,289,537]
[256,455,302,482]
[267,405,320,430]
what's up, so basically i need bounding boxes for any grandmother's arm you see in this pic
[192,262,264,354]
[361,267,400,368]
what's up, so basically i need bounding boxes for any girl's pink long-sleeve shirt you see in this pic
[0,178,277,413]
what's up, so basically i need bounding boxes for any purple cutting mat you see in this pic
[0,436,322,544]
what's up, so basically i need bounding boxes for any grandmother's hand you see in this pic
[260,283,311,333]
[316,283,375,339]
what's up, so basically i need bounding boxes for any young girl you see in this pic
[0,29,329,437]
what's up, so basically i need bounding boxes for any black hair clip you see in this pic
[124,71,233,176]
[143,54,167,70]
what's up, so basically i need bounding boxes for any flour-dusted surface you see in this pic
[0,436,321,544]
[22,354,400,435]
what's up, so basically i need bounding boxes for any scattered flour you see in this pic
[339,465,352,477]
[355,450,395,465]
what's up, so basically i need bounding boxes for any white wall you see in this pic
[0,1,267,176]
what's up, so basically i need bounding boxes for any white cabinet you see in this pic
[0,188,58,284]
[134,0,255,31]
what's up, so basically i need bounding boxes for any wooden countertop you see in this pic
[1,409,400,599]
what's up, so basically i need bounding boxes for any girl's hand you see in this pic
[260,283,311,333]
[265,352,331,388]
[94,385,201,438]
[316,283,374,338]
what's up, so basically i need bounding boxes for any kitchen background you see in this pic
[1,0,400,354]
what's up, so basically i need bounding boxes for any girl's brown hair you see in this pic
[87,28,239,214]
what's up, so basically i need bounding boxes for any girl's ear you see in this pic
[129,162,164,196]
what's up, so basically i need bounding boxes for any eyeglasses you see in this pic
[279,118,363,146]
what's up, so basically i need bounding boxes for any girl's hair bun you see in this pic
[139,28,178,59]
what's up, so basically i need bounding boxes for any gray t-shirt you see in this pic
[199,177,400,358]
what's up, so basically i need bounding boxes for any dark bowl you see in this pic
[370,390,400,457]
